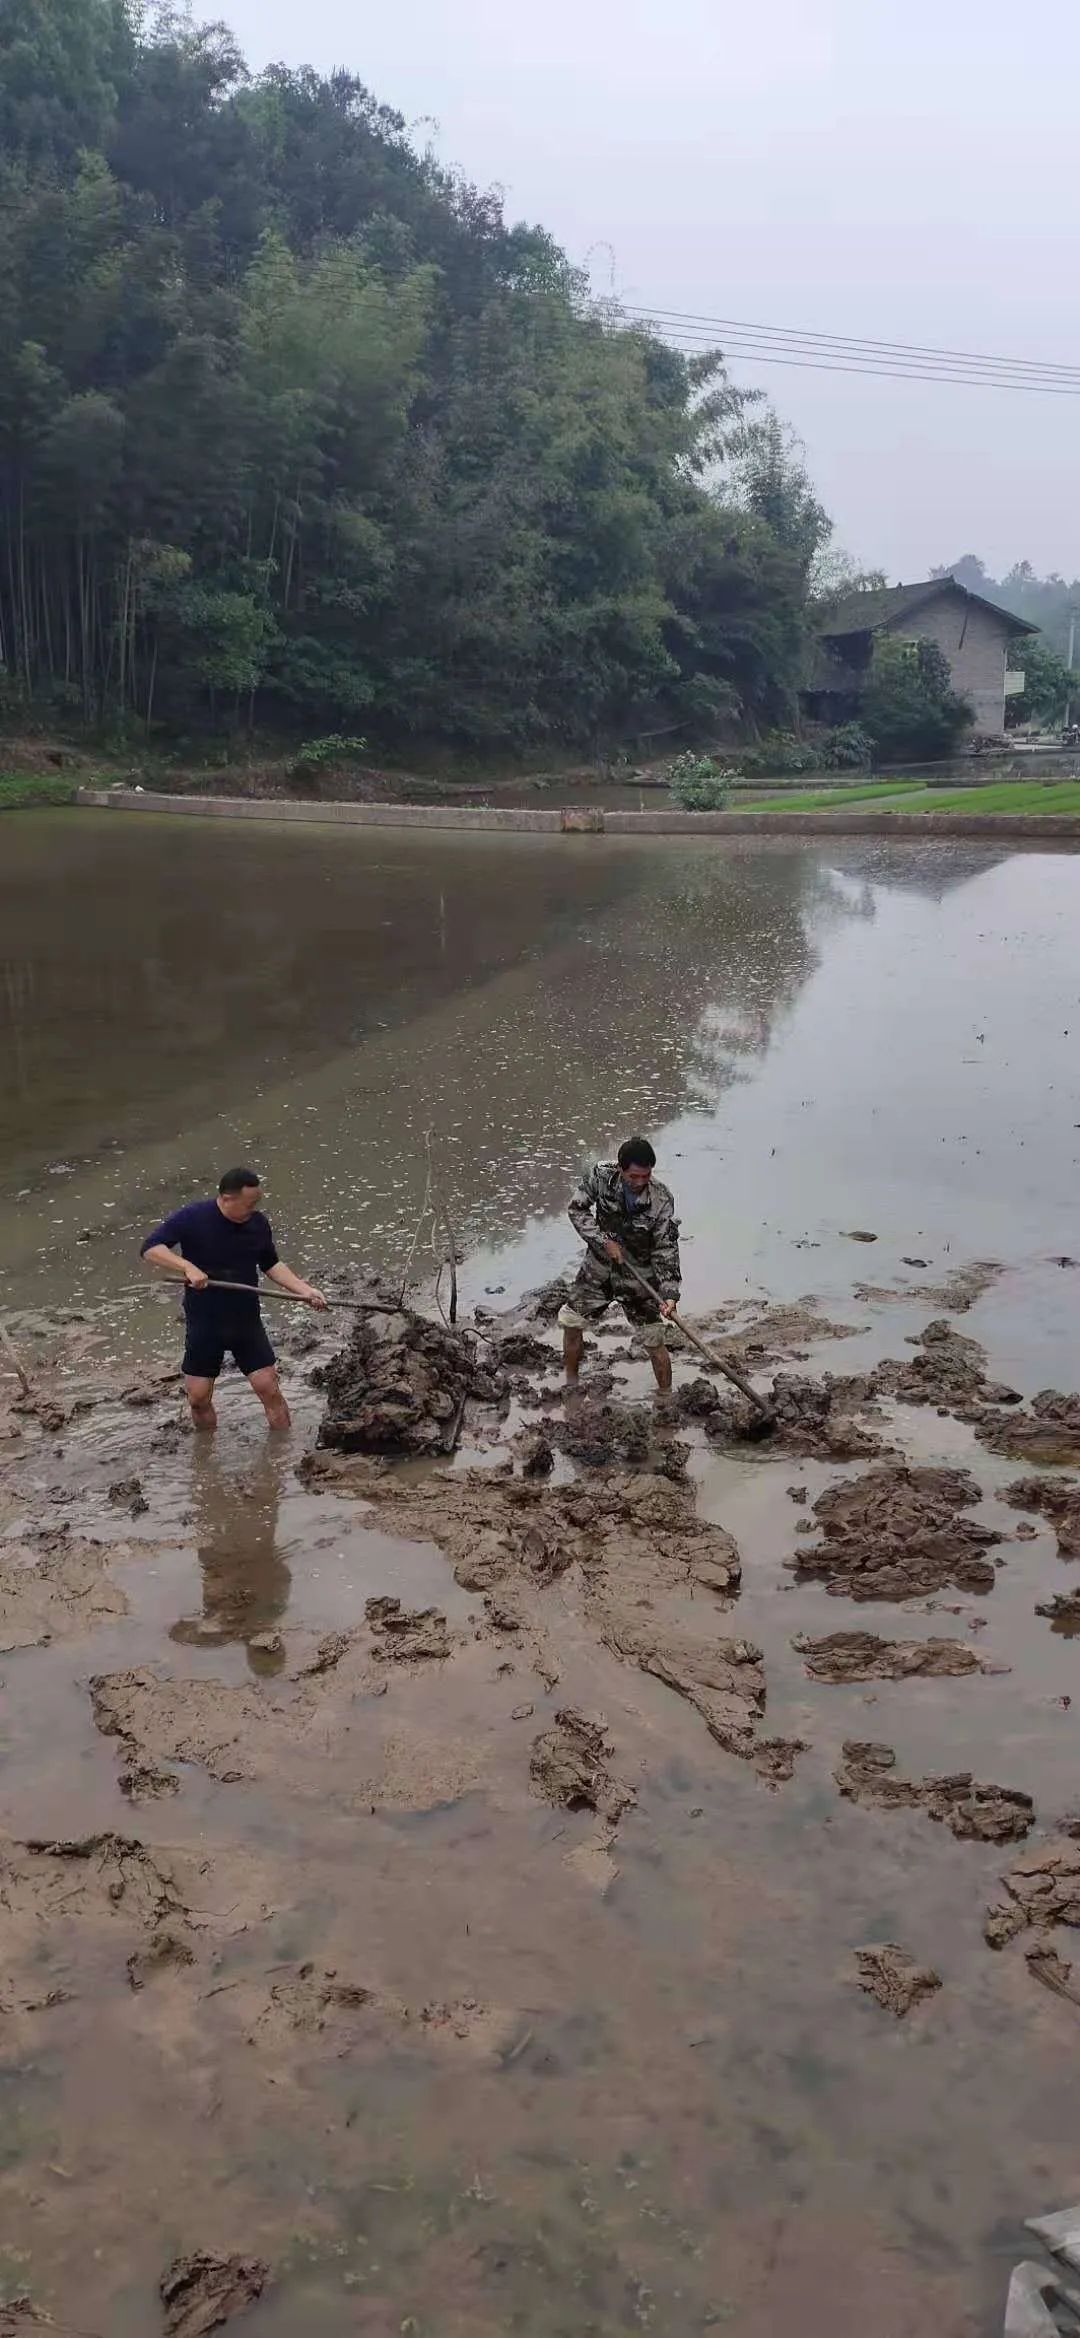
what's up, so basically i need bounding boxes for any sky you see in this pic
[218,0,1080,582]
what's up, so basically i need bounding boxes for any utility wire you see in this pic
[621,305,1080,383]
[615,306,1080,396]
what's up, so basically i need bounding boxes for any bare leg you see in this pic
[185,1374,218,1433]
[649,1342,673,1396]
[562,1326,584,1383]
[248,1364,291,1431]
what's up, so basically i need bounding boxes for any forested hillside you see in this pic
[0,1,829,754]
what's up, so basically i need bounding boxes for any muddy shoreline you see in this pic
[3,1261,1080,2335]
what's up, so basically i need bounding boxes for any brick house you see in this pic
[803,577,1038,737]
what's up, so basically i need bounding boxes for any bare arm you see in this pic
[142,1242,208,1292]
[265,1260,328,1310]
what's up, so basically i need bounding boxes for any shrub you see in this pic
[817,722,872,769]
[288,733,368,777]
[667,752,733,811]
[860,640,972,762]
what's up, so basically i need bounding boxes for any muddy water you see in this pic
[3,816,1080,2336]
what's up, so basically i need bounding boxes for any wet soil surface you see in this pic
[4,835,1080,2336]
[4,1270,1080,2337]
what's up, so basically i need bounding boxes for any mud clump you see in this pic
[317,1310,505,1456]
[530,1710,635,1827]
[307,1458,742,1606]
[545,1398,686,1474]
[601,1620,801,1782]
[365,1595,451,1661]
[976,1389,1080,1467]
[516,1426,555,1477]
[160,2250,268,2337]
[794,1629,990,1683]
[1026,1942,1080,2008]
[1004,1475,1080,1557]
[985,1838,1080,1948]
[0,2308,96,2336]
[1036,1590,1080,1625]
[795,1465,1001,1601]
[743,1371,886,1459]
[836,1741,1034,1842]
[855,1942,942,2017]
[873,1318,1019,1413]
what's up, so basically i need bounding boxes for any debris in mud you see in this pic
[855,1942,942,2017]
[365,1595,451,1661]
[1026,1943,1080,2010]
[1004,1477,1080,1558]
[160,2251,268,2338]
[843,1229,878,1243]
[317,1309,505,1456]
[0,1530,129,1652]
[836,1742,1034,1841]
[795,1465,1001,1601]
[986,1839,1080,1947]
[127,1928,196,1991]
[530,1709,634,1826]
[516,1426,554,1477]
[978,1391,1080,1468]
[793,1629,992,1682]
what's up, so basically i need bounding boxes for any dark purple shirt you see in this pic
[141,1199,278,1318]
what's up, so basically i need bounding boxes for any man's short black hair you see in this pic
[218,1166,262,1196]
[617,1136,656,1172]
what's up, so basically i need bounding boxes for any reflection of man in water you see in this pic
[170,1451,291,1677]
[140,1164,327,1432]
[558,1135,681,1394]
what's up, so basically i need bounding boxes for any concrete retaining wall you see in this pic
[76,789,1080,842]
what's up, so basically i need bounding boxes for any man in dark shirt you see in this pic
[141,1166,326,1432]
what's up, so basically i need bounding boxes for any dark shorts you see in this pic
[182,1315,277,1382]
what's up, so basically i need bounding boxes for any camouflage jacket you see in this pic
[568,1162,682,1300]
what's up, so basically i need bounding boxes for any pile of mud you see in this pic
[530,1709,635,1827]
[746,1371,886,1459]
[855,1942,942,2018]
[793,1629,991,1682]
[837,1740,1034,1843]
[985,1838,1080,1949]
[1003,1476,1080,1557]
[873,1318,1019,1414]
[976,1389,1080,1466]
[316,1310,506,1456]
[793,1464,1002,1601]
[601,1617,804,1783]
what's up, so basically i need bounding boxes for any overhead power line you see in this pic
[615,305,1080,397]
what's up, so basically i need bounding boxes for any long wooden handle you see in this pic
[583,1238,771,1415]
[145,1276,395,1314]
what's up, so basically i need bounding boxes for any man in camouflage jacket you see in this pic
[558,1134,681,1393]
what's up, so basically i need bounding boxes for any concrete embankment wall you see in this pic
[77,789,1080,841]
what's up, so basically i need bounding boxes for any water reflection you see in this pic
[169,1448,290,1676]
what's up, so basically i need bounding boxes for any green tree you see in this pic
[860,638,972,763]
[1006,635,1076,729]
